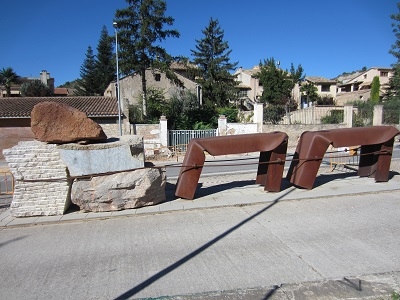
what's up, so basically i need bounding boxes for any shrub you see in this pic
[321,110,344,124]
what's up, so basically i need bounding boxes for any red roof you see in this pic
[54,88,69,95]
[0,97,119,118]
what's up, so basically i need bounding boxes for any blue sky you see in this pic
[1,0,398,86]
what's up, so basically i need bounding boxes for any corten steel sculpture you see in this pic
[175,132,288,200]
[287,126,400,189]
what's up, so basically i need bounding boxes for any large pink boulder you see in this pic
[31,101,107,143]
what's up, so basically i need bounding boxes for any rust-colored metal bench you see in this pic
[175,132,288,199]
[287,126,400,189]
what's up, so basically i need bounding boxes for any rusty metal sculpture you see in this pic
[175,132,288,199]
[287,126,400,189]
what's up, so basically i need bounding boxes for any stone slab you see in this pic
[58,135,145,176]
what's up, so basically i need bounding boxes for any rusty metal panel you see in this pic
[175,132,288,200]
[287,126,399,189]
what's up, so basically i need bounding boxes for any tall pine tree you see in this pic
[388,2,400,96]
[95,25,116,95]
[114,0,181,117]
[191,18,238,108]
[74,46,98,96]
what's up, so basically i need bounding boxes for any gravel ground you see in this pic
[1,159,400,215]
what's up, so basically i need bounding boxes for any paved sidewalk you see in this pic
[1,164,400,228]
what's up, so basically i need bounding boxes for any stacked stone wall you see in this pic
[2,137,162,218]
[3,141,70,217]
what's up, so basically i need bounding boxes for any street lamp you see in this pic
[113,21,122,136]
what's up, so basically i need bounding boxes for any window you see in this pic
[380,71,388,77]
[237,90,248,98]
[321,84,330,92]
[363,74,367,79]
[154,73,161,81]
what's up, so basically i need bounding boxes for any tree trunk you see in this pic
[141,68,147,117]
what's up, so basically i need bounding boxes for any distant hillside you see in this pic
[57,79,79,89]
[334,67,367,82]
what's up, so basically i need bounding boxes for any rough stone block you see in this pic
[71,167,166,212]
[31,101,107,143]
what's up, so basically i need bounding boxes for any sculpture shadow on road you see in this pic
[0,235,28,249]
[113,187,296,300]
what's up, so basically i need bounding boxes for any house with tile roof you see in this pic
[103,64,201,108]
[0,96,124,159]
[233,66,263,109]
[234,66,303,109]
[301,76,337,107]
[0,70,55,97]
[335,67,393,105]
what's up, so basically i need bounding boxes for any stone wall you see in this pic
[131,123,162,156]
[2,136,164,217]
[3,141,71,217]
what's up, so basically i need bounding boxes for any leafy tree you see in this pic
[254,58,296,106]
[388,2,400,96]
[20,80,52,97]
[191,18,239,108]
[114,0,181,117]
[144,87,168,123]
[263,105,286,124]
[165,90,217,130]
[216,107,238,123]
[383,96,400,123]
[300,81,319,106]
[0,67,20,97]
[370,76,380,104]
[316,95,335,105]
[289,63,305,92]
[320,110,343,124]
[254,58,303,124]
[167,90,199,129]
[129,87,167,124]
[351,100,374,127]
[74,46,98,96]
[95,25,116,95]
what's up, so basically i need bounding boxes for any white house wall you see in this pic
[104,70,198,107]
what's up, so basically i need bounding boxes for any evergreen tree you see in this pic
[20,80,52,97]
[74,46,98,96]
[388,2,400,96]
[191,18,238,108]
[114,0,181,117]
[95,25,116,95]
[370,76,380,103]
[0,67,20,97]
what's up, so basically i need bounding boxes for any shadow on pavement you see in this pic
[113,188,296,300]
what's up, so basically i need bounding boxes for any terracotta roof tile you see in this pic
[306,76,337,84]
[53,88,69,95]
[0,96,119,118]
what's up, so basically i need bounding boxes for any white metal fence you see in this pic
[168,129,217,151]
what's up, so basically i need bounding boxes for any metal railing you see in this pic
[168,129,217,151]
[328,146,359,172]
[0,167,14,195]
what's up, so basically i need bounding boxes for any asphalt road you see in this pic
[0,189,399,299]
[164,145,400,178]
